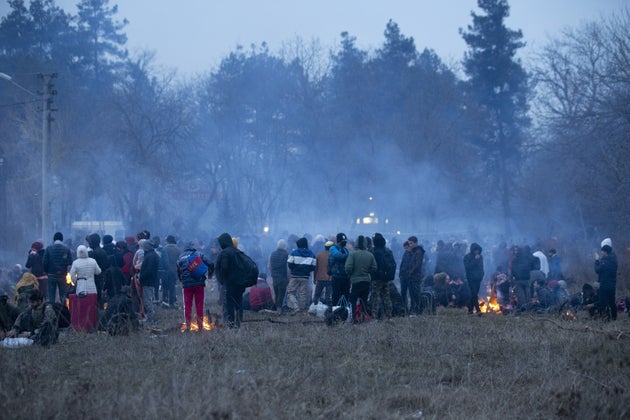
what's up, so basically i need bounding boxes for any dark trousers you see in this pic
[313,280,332,305]
[331,276,350,306]
[349,281,370,321]
[408,278,422,314]
[225,284,245,328]
[399,277,409,313]
[272,277,288,310]
[598,287,617,320]
[467,279,482,313]
[162,271,177,305]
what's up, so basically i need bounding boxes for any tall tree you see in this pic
[461,0,530,235]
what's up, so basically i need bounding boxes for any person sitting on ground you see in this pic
[7,290,58,346]
[581,283,599,317]
[528,278,555,313]
[0,294,21,339]
[243,274,274,312]
[100,286,138,336]
[14,272,39,311]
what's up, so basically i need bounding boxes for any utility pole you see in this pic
[40,73,57,244]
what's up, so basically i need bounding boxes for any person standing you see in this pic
[464,242,485,315]
[329,233,351,307]
[25,241,47,302]
[286,237,316,312]
[313,241,334,305]
[595,243,618,321]
[402,236,425,316]
[370,233,394,319]
[177,243,213,331]
[398,241,411,314]
[215,232,246,329]
[345,235,377,322]
[139,240,160,328]
[42,232,73,304]
[87,233,110,309]
[69,245,102,296]
[268,239,289,311]
[163,235,182,309]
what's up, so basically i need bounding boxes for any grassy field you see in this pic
[1,301,629,420]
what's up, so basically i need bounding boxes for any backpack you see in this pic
[233,250,259,288]
[183,253,208,280]
[383,249,397,281]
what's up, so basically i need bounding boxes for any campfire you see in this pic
[478,294,502,314]
[181,315,214,332]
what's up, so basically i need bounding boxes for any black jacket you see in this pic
[595,252,618,290]
[139,248,160,288]
[43,242,72,276]
[464,243,484,283]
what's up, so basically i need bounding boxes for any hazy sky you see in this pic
[1,0,628,76]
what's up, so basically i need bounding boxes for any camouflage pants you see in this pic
[286,277,309,311]
[370,278,392,318]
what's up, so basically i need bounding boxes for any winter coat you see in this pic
[314,250,331,282]
[26,249,46,277]
[595,252,618,291]
[372,246,395,282]
[345,249,377,284]
[269,248,289,282]
[139,247,160,288]
[177,248,214,288]
[288,248,316,278]
[215,233,239,286]
[328,245,350,279]
[464,243,485,284]
[43,241,72,276]
[69,245,102,294]
[403,246,424,281]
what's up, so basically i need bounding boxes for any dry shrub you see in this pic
[0,306,628,419]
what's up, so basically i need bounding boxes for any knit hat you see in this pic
[601,238,612,249]
[336,233,347,243]
[31,241,44,251]
[166,235,176,244]
[324,240,334,249]
[102,234,114,245]
[296,237,308,249]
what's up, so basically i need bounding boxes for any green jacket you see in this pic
[345,249,377,284]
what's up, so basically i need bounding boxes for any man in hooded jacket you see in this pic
[464,243,485,315]
[215,233,245,328]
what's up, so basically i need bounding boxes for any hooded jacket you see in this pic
[139,241,160,288]
[215,233,239,286]
[69,245,102,294]
[344,236,377,284]
[595,249,618,290]
[463,243,484,283]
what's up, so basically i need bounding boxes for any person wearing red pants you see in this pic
[177,244,214,331]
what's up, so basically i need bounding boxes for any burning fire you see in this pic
[181,315,214,332]
[65,272,74,286]
[561,310,577,321]
[478,295,502,314]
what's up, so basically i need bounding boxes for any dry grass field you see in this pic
[1,300,629,420]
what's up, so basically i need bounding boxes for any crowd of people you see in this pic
[0,229,624,345]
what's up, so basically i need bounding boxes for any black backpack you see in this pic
[383,249,397,281]
[233,250,259,288]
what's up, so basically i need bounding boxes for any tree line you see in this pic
[0,0,628,258]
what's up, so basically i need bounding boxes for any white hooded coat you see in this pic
[69,245,102,294]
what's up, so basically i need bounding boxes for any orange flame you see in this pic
[181,315,213,332]
[479,295,502,314]
[65,272,74,286]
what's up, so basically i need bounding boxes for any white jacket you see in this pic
[69,245,102,294]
